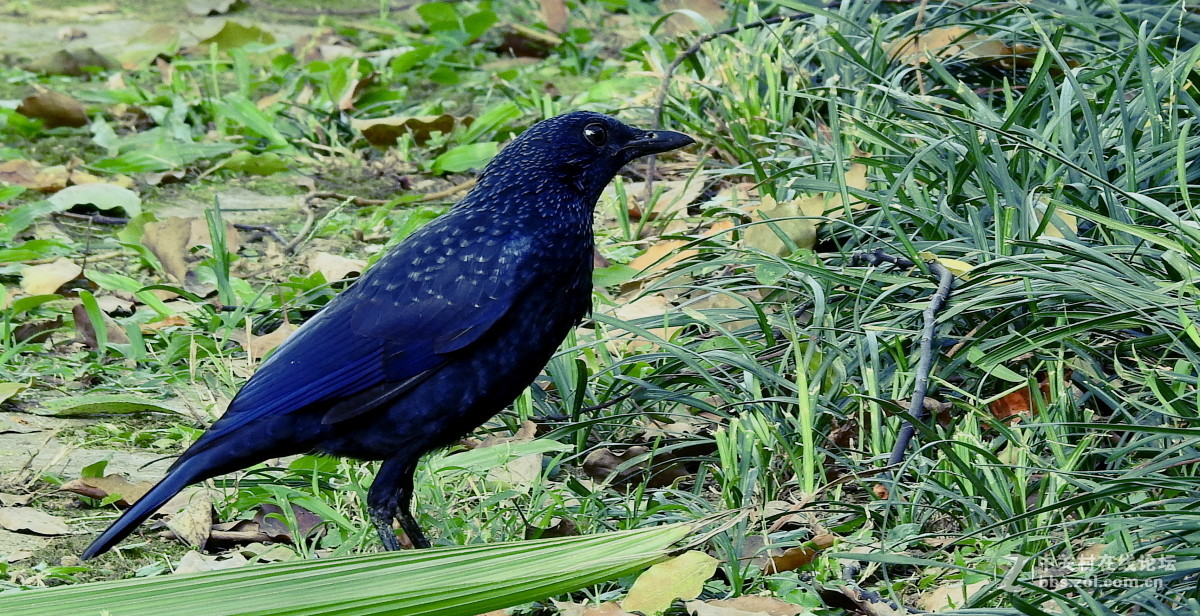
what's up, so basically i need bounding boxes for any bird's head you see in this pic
[478,111,695,202]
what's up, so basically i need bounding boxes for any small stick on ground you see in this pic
[852,249,954,467]
[51,211,288,245]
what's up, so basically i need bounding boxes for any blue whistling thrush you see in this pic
[81,112,694,559]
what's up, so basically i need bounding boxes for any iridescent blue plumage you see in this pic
[82,111,693,559]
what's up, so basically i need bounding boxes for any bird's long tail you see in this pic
[81,453,217,560]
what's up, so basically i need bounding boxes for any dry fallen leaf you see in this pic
[623,551,720,616]
[20,258,82,295]
[0,493,32,507]
[539,0,568,32]
[17,90,88,128]
[0,507,72,535]
[5,549,35,563]
[0,159,69,192]
[628,239,697,274]
[661,0,727,34]
[686,596,808,616]
[308,251,367,283]
[25,47,120,76]
[233,321,297,363]
[744,163,867,256]
[552,601,638,616]
[916,580,989,612]
[352,114,468,147]
[582,446,690,490]
[253,502,327,545]
[142,217,242,286]
[173,550,249,574]
[60,475,155,508]
[165,489,213,550]
[767,533,836,573]
[73,302,131,348]
[889,26,1042,69]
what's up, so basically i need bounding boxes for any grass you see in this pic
[1,0,1199,614]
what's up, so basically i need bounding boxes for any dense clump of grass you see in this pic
[2,0,1198,614]
[604,0,1200,613]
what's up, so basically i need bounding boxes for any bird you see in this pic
[81,111,694,559]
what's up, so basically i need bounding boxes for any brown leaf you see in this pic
[60,475,155,507]
[582,446,690,490]
[116,24,183,70]
[0,159,69,192]
[252,502,327,544]
[624,179,705,221]
[916,580,989,612]
[352,114,470,147]
[0,507,72,535]
[0,493,32,507]
[166,490,213,550]
[233,321,297,363]
[18,90,94,128]
[9,83,68,121]
[766,534,835,573]
[988,372,1070,424]
[628,240,697,274]
[686,596,807,616]
[888,26,1045,70]
[308,252,367,283]
[552,601,638,616]
[613,293,671,322]
[173,550,248,574]
[493,25,560,58]
[540,0,568,32]
[20,258,82,295]
[525,516,578,540]
[14,316,63,344]
[478,419,538,448]
[5,549,34,563]
[744,163,867,255]
[25,48,119,76]
[661,0,727,34]
[72,302,131,348]
[142,217,241,285]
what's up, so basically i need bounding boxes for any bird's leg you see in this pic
[367,457,429,550]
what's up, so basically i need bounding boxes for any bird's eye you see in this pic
[582,123,608,147]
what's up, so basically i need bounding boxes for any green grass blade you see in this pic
[0,525,691,616]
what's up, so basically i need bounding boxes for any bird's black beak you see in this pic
[621,129,696,159]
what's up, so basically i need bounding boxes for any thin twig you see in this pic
[416,177,476,202]
[23,250,124,265]
[285,199,318,255]
[304,191,389,207]
[51,211,288,245]
[851,249,955,466]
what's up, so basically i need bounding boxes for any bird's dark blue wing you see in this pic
[194,213,529,442]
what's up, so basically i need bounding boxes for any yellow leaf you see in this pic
[916,580,989,612]
[20,258,82,295]
[917,252,974,279]
[628,240,697,273]
[744,162,868,256]
[621,551,719,616]
[308,252,367,283]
